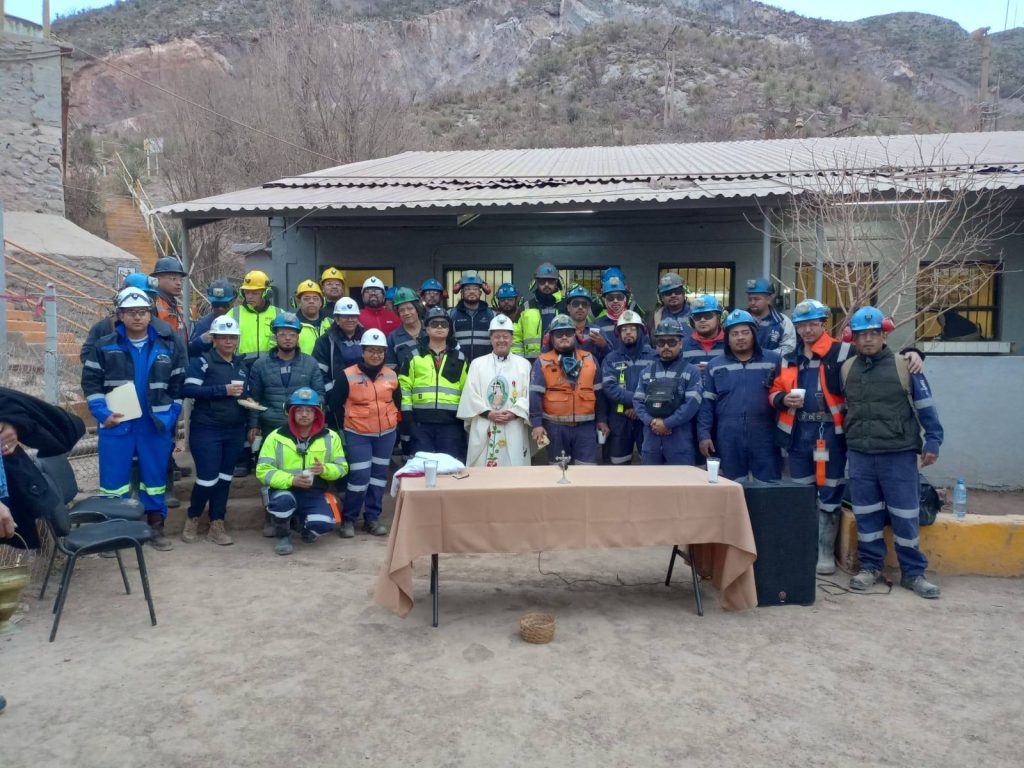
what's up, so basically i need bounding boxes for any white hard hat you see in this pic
[616,309,644,329]
[489,314,514,333]
[362,276,386,292]
[116,287,151,310]
[360,329,387,347]
[209,315,241,336]
[333,297,360,316]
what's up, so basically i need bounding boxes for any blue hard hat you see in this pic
[791,299,830,323]
[271,312,303,332]
[601,274,627,295]
[690,294,723,315]
[123,272,158,295]
[495,282,519,300]
[564,285,593,304]
[385,287,396,301]
[420,278,443,293]
[205,278,234,305]
[849,306,885,332]
[287,387,321,409]
[745,277,774,294]
[724,309,757,330]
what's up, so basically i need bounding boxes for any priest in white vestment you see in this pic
[458,314,533,467]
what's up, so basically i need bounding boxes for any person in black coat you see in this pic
[0,387,86,549]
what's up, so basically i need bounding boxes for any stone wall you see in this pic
[0,34,66,216]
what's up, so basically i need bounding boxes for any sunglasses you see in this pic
[427,321,449,329]
[604,294,627,303]
[655,338,681,347]
[551,330,576,338]
[692,312,718,321]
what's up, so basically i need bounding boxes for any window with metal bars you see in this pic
[443,267,514,299]
[795,263,877,334]
[658,265,734,309]
[916,262,998,340]
[557,267,605,297]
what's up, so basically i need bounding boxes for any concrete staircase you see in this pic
[103,189,159,273]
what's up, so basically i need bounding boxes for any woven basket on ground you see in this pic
[520,612,556,644]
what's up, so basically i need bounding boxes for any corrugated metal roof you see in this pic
[159,131,1024,218]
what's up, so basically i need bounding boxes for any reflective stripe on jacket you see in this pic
[531,349,600,425]
[298,315,331,355]
[399,347,468,424]
[256,426,348,491]
[769,333,849,447]
[342,364,400,435]
[232,303,281,362]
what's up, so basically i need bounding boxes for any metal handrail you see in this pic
[3,253,104,321]
[3,238,114,295]
[112,152,179,260]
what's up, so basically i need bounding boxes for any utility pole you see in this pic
[972,27,994,130]
[43,0,50,37]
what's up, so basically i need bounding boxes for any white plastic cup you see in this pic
[424,459,439,488]
[300,469,312,480]
[596,429,607,445]
[790,388,806,406]
[706,458,721,484]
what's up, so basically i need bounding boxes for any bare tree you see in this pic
[761,137,1018,339]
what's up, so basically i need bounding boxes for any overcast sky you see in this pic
[6,0,1021,32]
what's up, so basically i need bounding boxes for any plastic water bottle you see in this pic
[952,479,968,519]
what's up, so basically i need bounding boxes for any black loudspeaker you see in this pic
[741,480,818,607]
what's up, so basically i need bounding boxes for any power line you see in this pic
[49,35,342,166]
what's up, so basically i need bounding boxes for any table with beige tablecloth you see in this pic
[374,465,758,618]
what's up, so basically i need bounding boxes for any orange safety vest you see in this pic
[342,364,400,435]
[538,349,599,424]
[768,333,846,438]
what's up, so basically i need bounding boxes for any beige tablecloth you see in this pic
[374,465,758,616]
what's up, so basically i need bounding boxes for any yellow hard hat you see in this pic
[240,270,271,290]
[320,267,347,288]
[294,279,323,299]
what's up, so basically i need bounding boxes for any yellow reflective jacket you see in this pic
[256,424,348,491]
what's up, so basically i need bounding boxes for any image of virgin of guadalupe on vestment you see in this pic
[458,353,532,468]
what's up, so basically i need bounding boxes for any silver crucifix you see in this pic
[555,450,571,484]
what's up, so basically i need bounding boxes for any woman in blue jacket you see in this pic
[181,315,249,545]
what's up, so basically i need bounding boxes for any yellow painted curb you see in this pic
[839,510,1024,576]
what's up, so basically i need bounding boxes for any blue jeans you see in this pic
[188,424,244,521]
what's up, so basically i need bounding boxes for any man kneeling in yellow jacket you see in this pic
[256,387,348,555]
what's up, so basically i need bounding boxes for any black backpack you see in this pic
[919,480,943,526]
[645,378,681,418]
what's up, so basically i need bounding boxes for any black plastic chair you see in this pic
[36,457,158,642]
[36,454,146,601]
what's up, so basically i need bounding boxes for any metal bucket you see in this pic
[0,533,31,631]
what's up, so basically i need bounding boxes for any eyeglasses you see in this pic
[568,301,590,309]
[655,338,681,347]
[604,294,626,303]
[427,321,449,329]
[120,309,150,318]
[363,347,386,355]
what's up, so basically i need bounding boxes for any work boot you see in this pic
[262,513,276,538]
[207,520,234,546]
[233,464,251,478]
[146,512,173,551]
[300,528,316,544]
[181,517,200,543]
[901,574,941,599]
[363,520,388,536]
[338,521,356,539]
[849,568,881,591]
[274,535,293,556]
[816,511,839,575]
[165,495,181,509]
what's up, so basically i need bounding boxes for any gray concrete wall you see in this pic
[920,356,1024,490]
[272,210,771,312]
[0,35,65,215]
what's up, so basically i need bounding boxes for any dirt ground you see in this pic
[1,525,1021,768]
